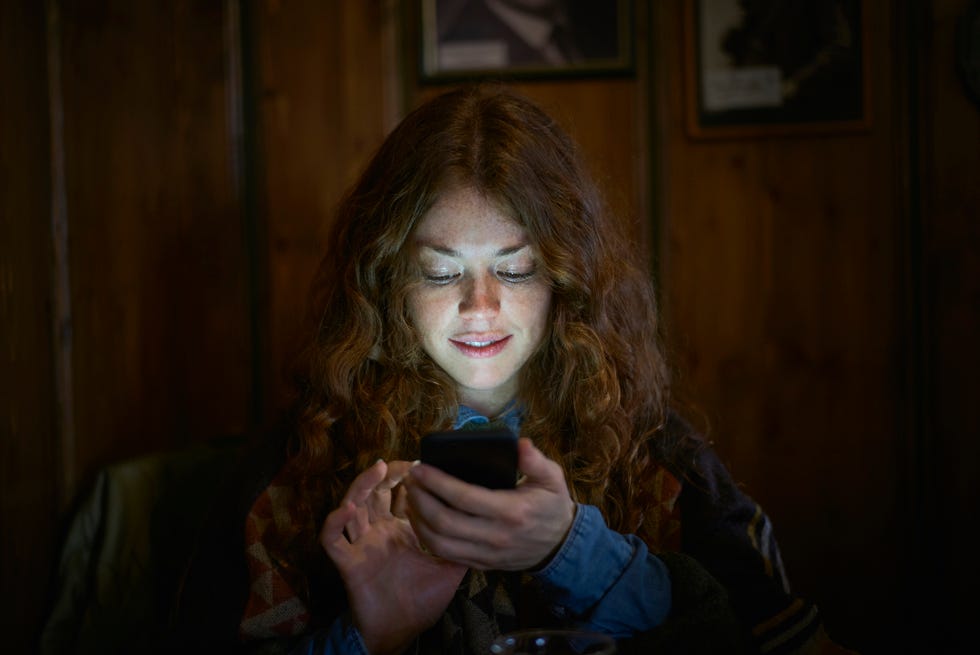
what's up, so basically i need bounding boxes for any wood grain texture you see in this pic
[918,0,980,641]
[57,0,250,486]
[655,1,908,650]
[0,1,59,648]
[254,0,394,413]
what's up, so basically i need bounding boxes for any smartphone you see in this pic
[420,428,518,489]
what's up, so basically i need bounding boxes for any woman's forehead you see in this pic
[414,186,525,242]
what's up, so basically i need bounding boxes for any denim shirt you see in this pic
[291,406,672,654]
[453,402,524,434]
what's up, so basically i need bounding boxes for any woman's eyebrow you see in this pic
[418,243,529,257]
[425,244,462,257]
[495,244,529,257]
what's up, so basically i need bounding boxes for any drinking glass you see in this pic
[489,629,616,654]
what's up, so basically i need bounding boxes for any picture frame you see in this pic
[419,0,634,82]
[684,0,871,139]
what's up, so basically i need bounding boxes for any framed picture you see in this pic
[420,0,634,82]
[684,0,871,138]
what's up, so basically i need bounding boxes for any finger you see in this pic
[406,493,495,569]
[408,479,569,571]
[367,485,392,521]
[414,530,487,569]
[366,460,416,520]
[516,438,565,490]
[320,501,356,559]
[343,460,388,507]
[341,460,387,539]
[408,463,505,519]
[392,484,409,519]
[406,477,492,546]
[382,460,417,487]
[345,503,371,543]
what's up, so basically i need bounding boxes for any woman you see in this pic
[175,86,826,655]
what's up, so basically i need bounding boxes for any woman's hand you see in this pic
[320,459,467,655]
[404,438,576,571]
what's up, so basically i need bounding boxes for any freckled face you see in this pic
[406,186,552,415]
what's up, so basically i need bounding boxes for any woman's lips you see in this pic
[450,335,512,358]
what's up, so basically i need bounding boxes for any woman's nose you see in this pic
[458,274,500,318]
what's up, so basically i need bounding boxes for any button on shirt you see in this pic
[291,406,673,654]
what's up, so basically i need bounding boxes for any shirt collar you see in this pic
[453,401,524,436]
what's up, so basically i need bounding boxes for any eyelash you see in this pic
[423,270,535,285]
[425,273,461,285]
[497,270,534,283]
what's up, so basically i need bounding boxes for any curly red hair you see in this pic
[288,85,675,550]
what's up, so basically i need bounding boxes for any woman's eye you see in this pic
[497,269,535,283]
[424,272,461,285]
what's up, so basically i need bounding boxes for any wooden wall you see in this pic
[656,1,909,650]
[916,0,980,644]
[2,1,977,653]
[253,0,402,415]
[2,2,60,650]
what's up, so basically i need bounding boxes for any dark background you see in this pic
[2,1,977,653]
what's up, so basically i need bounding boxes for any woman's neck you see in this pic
[458,393,515,419]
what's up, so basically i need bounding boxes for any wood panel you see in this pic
[0,2,60,649]
[254,0,397,414]
[920,0,980,645]
[654,1,907,650]
[58,0,251,487]
[512,79,651,252]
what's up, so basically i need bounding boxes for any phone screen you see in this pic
[420,428,518,489]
